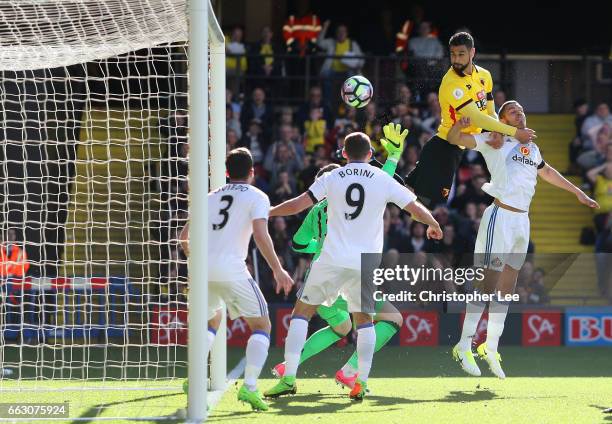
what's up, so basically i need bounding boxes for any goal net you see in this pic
[0,0,223,421]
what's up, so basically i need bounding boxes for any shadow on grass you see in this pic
[72,391,185,424]
[590,404,612,422]
[209,389,501,419]
[210,387,574,421]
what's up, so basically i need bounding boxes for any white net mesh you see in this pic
[0,0,205,420]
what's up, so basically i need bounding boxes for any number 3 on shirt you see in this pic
[213,195,233,230]
[344,183,364,220]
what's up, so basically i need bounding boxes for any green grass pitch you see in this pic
[1,346,610,423]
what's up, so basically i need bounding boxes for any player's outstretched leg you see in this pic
[348,313,376,401]
[478,265,518,379]
[265,301,318,398]
[337,301,401,389]
[453,300,485,377]
[272,300,351,378]
[237,316,272,411]
[478,298,511,379]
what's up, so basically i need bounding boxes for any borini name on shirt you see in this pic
[338,168,374,179]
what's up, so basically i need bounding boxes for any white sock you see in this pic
[457,301,486,350]
[341,363,358,376]
[207,328,216,355]
[244,331,270,391]
[486,299,510,352]
[356,323,376,382]
[283,316,309,377]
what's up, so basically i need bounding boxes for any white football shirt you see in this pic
[473,133,544,211]
[208,183,270,281]
[308,162,417,269]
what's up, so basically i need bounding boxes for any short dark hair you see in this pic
[498,100,520,119]
[226,147,253,180]
[316,163,340,178]
[343,132,371,160]
[449,32,474,49]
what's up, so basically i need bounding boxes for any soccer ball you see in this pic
[341,75,373,109]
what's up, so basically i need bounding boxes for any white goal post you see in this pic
[188,0,226,421]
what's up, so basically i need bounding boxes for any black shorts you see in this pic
[405,135,463,209]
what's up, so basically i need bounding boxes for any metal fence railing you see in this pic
[226,53,612,112]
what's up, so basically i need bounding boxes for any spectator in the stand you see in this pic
[0,229,29,278]
[573,99,589,137]
[226,103,242,139]
[581,102,612,150]
[527,268,549,304]
[408,22,444,60]
[569,99,590,172]
[383,208,409,252]
[248,26,282,80]
[403,144,420,176]
[264,136,303,188]
[420,92,440,120]
[587,143,612,231]
[494,90,507,113]
[270,216,295,273]
[278,106,294,128]
[430,223,463,262]
[407,22,444,95]
[399,115,422,149]
[272,170,296,204]
[303,107,327,154]
[267,124,305,161]
[227,128,240,152]
[421,93,441,135]
[395,83,420,116]
[240,87,274,140]
[239,119,268,166]
[317,21,364,102]
[396,83,412,105]
[362,102,378,137]
[225,26,248,94]
[577,128,610,171]
[296,86,334,131]
[407,221,430,253]
[451,175,493,211]
[226,88,241,116]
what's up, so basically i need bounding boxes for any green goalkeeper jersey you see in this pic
[291,159,400,259]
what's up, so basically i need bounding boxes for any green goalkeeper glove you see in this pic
[380,123,408,161]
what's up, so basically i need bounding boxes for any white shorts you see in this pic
[474,203,530,271]
[298,260,368,313]
[208,278,268,320]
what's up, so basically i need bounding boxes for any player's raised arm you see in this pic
[447,117,478,148]
[538,163,599,209]
[252,218,294,295]
[270,191,315,217]
[460,101,536,143]
[403,200,443,240]
[291,207,319,253]
[380,123,408,176]
[448,118,504,150]
[272,166,332,217]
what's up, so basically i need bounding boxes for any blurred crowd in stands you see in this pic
[569,100,612,297]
